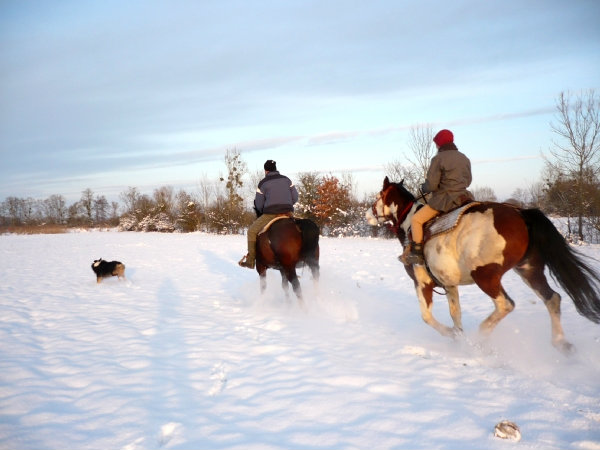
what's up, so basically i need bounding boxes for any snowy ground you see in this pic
[1,230,599,450]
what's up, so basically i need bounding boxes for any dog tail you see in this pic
[114,262,126,279]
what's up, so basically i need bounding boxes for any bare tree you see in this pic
[340,171,357,199]
[2,196,35,225]
[509,188,528,207]
[221,148,247,204]
[406,125,435,181]
[548,89,600,241]
[196,173,216,232]
[472,186,497,202]
[80,189,94,224]
[93,195,109,224]
[384,125,435,194]
[527,181,546,209]
[43,194,67,224]
[67,202,83,226]
[383,160,418,191]
[153,186,175,216]
[197,174,214,205]
[218,148,248,233]
[247,168,264,209]
[120,187,141,215]
[110,202,120,224]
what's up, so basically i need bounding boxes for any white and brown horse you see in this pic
[366,177,600,352]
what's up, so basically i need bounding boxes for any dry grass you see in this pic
[0,224,73,235]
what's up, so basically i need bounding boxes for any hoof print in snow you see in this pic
[158,422,181,447]
[494,420,521,442]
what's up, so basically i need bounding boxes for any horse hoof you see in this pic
[451,327,464,339]
[553,340,576,355]
[439,327,457,339]
[494,420,521,441]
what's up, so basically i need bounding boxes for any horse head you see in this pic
[366,176,416,226]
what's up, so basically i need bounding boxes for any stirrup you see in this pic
[400,242,425,266]
[238,255,255,269]
[404,252,425,266]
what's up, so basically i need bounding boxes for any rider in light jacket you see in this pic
[403,129,474,265]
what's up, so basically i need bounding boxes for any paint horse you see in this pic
[256,217,320,303]
[366,177,600,352]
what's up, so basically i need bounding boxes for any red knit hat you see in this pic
[433,129,454,146]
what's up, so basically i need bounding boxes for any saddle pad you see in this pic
[258,215,293,235]
[425,202,481,239]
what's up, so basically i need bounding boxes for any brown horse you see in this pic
[366,177,600,352]
[256,217,320,303]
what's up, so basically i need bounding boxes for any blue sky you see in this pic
[1,0,599,204]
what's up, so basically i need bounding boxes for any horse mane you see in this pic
[389,179,416,203]
[381,178,417,242]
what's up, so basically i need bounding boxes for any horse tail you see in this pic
[521,208,600,323]
[295,218,320,260]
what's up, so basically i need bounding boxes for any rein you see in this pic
[397,200,415,223]
[386,200,415,235]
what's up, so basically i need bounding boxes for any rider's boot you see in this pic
[402,241,425,265]
[238,247,256,269]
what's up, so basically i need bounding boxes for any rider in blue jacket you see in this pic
[239,160,299,269]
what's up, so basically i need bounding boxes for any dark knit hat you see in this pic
[264,160,277,171]
[433,129,454,147]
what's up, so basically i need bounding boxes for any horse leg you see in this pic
[445,286,463,334]
[258,267,267,294]
[284,267,303,305]
[471,264,515,335]
[514,260,573,353]
[307,258,320,293]
[309,259,320,283]
[413,266,455,337]
[279,269,291,299]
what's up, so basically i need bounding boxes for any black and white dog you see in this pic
[91,258,126,283]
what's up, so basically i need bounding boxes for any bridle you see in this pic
[370,193,383,219]
[371,189,415,225]
[396,199,416,224]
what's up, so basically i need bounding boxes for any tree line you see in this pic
[1,189,120,228]
[0,169,370,236]
[2,90,599,242]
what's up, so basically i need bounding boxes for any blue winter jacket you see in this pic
[254,171,299,214]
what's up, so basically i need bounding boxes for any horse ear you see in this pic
[400,179,404,186]
[383,176,390,189]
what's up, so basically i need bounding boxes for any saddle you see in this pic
[423,201,481,242]
[258,213,294,236]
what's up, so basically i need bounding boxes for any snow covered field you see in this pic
[1,230,599,450]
